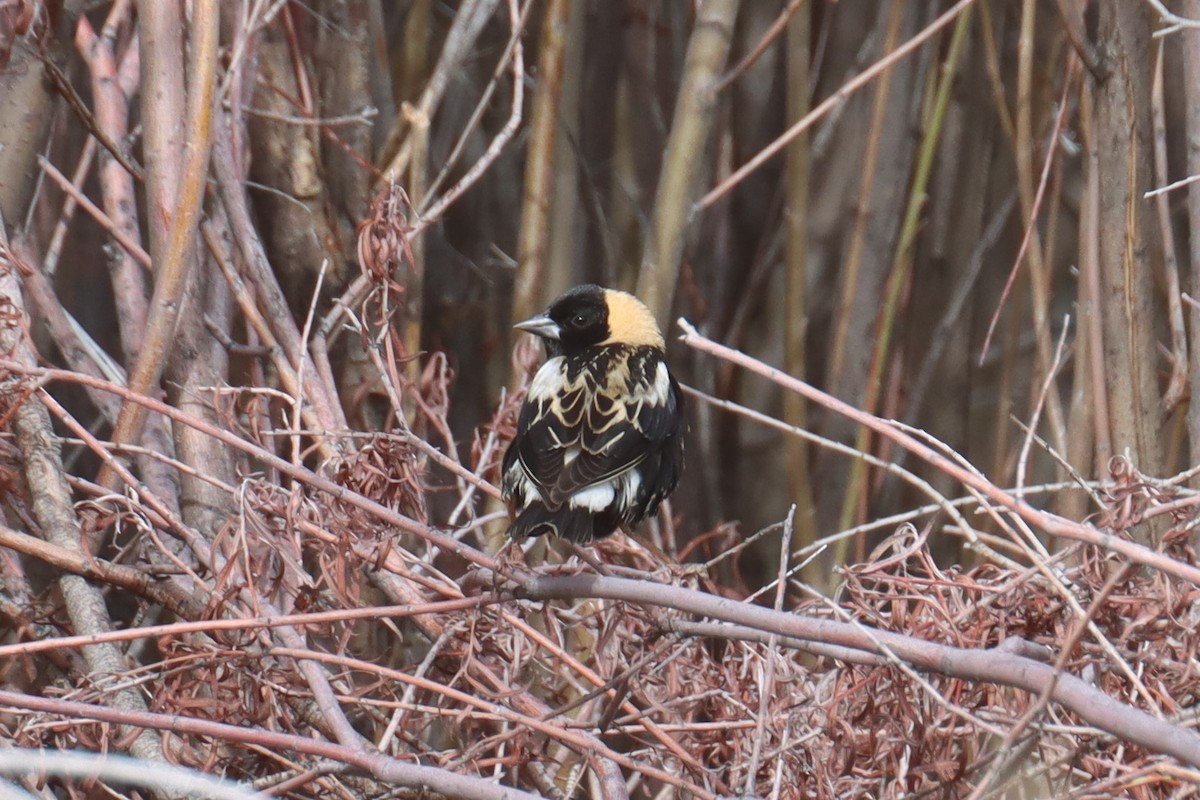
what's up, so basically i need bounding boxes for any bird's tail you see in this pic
[508,503,595,544]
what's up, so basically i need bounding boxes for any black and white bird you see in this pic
[501,284,684,544]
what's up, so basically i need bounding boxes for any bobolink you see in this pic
[502,284,684,543]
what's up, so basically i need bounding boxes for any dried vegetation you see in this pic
[0,1,1200,798]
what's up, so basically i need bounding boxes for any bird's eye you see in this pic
[572,314,588,328]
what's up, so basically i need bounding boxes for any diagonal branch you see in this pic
[677,319,1200,588]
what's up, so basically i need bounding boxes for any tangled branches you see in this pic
[2,318,1200,797]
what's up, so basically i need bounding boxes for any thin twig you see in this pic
[699,0,978,210]
[677,319,1200,588]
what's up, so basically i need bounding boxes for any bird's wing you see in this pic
[547,371,683,506]
[515,382,588,497]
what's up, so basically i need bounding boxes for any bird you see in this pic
[501,284,684,544]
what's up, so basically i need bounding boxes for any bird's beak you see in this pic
[513,313,560,340]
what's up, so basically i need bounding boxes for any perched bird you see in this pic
[502,284,684,544]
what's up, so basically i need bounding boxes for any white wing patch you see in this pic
[618,468,642,506]
[627,359,671,407]
[505,460,540,509]
[569,483,616,511]
[527,357,567,401]
[651,361,670,404]
[565,467,643,515]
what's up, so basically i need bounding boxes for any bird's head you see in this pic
[514,284,664,354]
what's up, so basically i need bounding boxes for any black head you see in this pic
[546,284,611,350]
[514,284,664,354]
